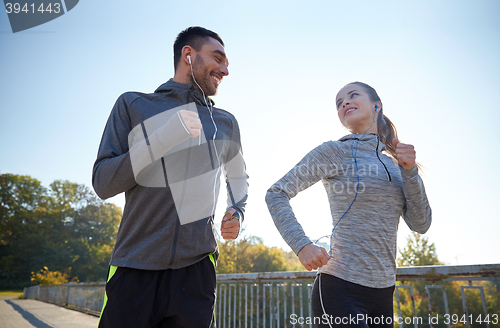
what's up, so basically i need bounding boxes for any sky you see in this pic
[1,0,499,266]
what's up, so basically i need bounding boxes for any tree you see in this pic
[0,174,50,288]
[397,231,442,267]
[216,235,301,274]
[31,266,77,285]
[395,232,443,326]
[0,173,121,289]
[395,233,500,328]
[46,180,121,281]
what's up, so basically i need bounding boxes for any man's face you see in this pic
[190,37,229,97]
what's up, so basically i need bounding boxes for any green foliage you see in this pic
[284,248,305,271]
[395,280,500,328]
[30,266,77,285]
[216,235,302,274]
[0,173,121,289]
[397,231,442,267]
[395,232,443,326]
[394,233,500,328]
[0,290,24,299]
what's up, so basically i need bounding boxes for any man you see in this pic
[93,26,248,328]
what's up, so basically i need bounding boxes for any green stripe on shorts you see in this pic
[209,253,216,267]
[98,266,118,326]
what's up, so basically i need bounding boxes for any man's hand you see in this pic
[297,243,330,271]
[178,110,202,137]
[221,208,240,240]
[392,138,416,170]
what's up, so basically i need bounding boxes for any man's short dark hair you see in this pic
[173,26,224,72]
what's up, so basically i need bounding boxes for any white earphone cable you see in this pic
[189,59,223,240]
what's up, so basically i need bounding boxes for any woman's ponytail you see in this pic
[377,110,398,160]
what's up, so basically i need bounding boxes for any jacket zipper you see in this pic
[167,89,197,267]
[169,88,217,266]
[375,135,392,182]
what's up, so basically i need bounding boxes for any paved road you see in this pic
[0,295,99,328]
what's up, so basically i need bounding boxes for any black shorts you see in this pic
[99,255,216,328]
[311,273,395,328]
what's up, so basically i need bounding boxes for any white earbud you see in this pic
[187,55,191,65]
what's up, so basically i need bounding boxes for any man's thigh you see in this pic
[162,255,217,327]
[99,266,162,328]
[99,256,216,328]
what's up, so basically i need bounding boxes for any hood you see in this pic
[154,79,215,107]
[339,133,387,152]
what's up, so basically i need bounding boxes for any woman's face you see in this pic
[336,84,378,133]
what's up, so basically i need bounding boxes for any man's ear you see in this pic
[181,46,193,65]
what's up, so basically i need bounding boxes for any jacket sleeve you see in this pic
[92,94,192,199]
[92,94,137,199]
[222,117,248,234]
[400,165,432,234]
[265,142,343,255]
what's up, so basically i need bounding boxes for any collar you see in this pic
[339,133,387,151]
[154,79,215,107]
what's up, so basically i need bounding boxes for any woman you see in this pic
[265,82,432,327]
